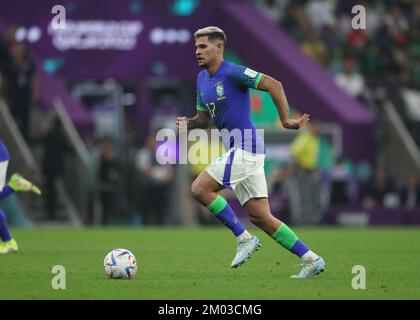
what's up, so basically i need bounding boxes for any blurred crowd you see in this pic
[256,0,420,142]
[0,25,38,143]
[267,120,420,225]
[254,0,420,223]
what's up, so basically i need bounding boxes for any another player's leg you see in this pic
[0,161,42,253]
[0,207,18,254]
[0,161,18,254]
[191,170,260,267]
[8,173,42,195]
[243,197,325,279]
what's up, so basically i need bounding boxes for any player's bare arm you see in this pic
[257,74,310,130]
[176,110,211,131]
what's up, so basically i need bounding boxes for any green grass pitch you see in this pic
[0,227,419,299]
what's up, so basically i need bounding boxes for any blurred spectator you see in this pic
[0,33,11,80]
[37,116,71,220]
[373,23,394,56]
[123,122,143,225]
[328,156,358,206]
[1,25,18,63]
[412,2,420,27]
[267,164,293,223]
[346,29,369,49]
[288,120,324,225]
[98,137,121,225]
[399,174,420,209]
[2,41,38,143]
[81,135,99,225]
[300,30,329,66]
[135,132,174,225]
[281,2,311,42]
[359,40,382,86]
[334,11,353,37]
[363,1,384,37]
[362,168,399,209]
[334,0,359,17]
[334,56,365,101]
[1,26,16,113]
[304,0,335,32]
[385,5,409,42]
[400,88,420,145]
[319,25,344,58]
[290,119,322,171]
[408,29,420,89]
[255,0,288,25]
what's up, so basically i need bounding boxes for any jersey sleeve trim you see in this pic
[254,73,263,89]
[196,85,206,111]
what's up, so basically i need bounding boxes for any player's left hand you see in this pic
[176,116,189,132]
[283,113,310,130]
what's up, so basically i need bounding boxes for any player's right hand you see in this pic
[176,116,189,132]
[284,113,310,130]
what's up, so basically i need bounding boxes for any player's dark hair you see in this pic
[194,26,227,44]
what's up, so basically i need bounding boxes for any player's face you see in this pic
[195,36,217,68]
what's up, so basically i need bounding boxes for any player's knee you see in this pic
[249,211,272,229]
[248,212,264,227]
[191,182,204,201]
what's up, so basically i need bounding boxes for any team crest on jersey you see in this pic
[215,82,225,100]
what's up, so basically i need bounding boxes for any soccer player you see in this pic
[176,26,325,278]
[0,138,41,254]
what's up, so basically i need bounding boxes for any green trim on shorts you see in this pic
[207,195,227,214]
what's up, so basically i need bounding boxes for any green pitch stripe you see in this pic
[254,73,263,89]
[271,223,298,250]
[207,195,227,214]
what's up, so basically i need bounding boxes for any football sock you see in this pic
[207,195,245,237]
[0,208,12,242]
[0,185,13,200]
[301,250,319,262]
[237,230,252,242]
[271,223,318,261]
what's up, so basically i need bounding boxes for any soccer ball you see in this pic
[104,248,138,279]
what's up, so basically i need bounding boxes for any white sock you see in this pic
[237,230,252,241]
[301,250,319,263]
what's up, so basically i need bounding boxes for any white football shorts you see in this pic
[205,147,268,206]
[0,161,9,189]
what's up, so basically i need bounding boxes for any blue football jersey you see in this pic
[0,139,10,162]
[196,60,265,154]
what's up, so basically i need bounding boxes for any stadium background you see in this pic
[0,0,420,300]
